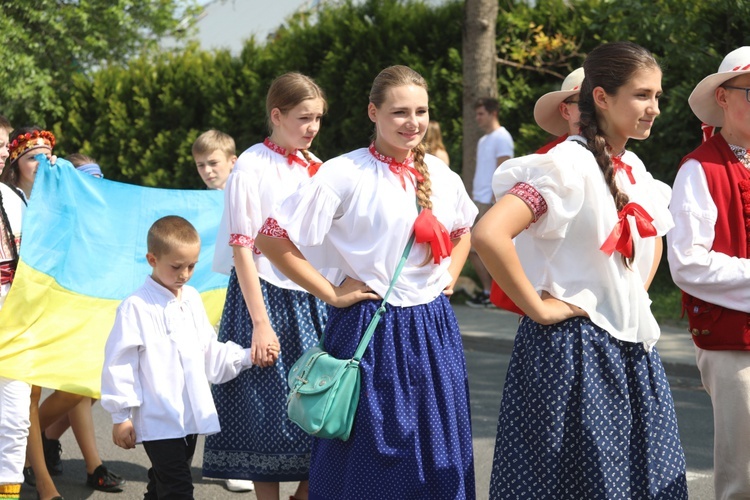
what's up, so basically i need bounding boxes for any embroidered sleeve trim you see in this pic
[508,182,548,221]
[449,227,470,239]
[258,218,290,240]
[229,233,255,248]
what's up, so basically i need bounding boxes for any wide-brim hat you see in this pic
[689,46,750,127]
[533,68,585,136]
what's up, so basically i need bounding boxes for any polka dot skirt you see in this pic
[308,294,476,500]
[202,270,327,482]
[489,316,688,499]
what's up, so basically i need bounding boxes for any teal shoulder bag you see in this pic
[286,232,416,441]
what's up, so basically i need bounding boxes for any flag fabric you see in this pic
[0,157,228,398]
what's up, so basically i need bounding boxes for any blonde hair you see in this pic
[192,129,236,159]
[424,121,447,155]
[369,65,432,211]
[147,215,200,257]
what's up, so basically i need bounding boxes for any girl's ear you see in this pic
[592,86,608,110]
[367,102,378,123]
[270,108,283,127]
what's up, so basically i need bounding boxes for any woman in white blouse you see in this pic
[473,42,688,499]
[255,65,477,500]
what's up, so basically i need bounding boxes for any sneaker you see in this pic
[22,466,35,487]
[225,479,255,492]
[86,464,125,492]
[42,432,63,476]
[466,292,492,308]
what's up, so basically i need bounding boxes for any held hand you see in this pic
[331,276,381,308]
[251,322,280,368]
[112,421,136,449]
[532,291,589,326]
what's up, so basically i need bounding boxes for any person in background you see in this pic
[423,120,450,166]
[467,97,513,308]
[67,153,103,178]
[533,67,585,154]
[667,45,750,499]
[192,129,237,191]
[0,115,11,174]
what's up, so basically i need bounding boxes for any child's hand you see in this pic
[112,420,136,449]
[251,323,280,368]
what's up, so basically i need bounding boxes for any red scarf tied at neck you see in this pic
[600,202,657,259]
[368,143,424,190]
[611,155,636,184]
[263,137,320,177]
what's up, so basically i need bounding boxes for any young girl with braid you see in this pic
[201,72,330,500]
[473,41,687,498]
[255,65,477,499]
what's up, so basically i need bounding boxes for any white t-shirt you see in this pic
[493,136,673,349]
[271,148,478,307]
[100,277,251,442]
[473,126,514,204]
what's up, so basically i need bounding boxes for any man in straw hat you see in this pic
[667,46,750,498]
[533,67,585,154]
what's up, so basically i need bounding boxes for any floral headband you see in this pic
[8,130,56,165]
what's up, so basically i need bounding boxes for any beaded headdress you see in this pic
[8,129,56,165]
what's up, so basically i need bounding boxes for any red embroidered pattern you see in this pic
[509,182,548,221]
[368,143,423,190]
[229,233,254,248]
[739,180,750,255]
[449,227,470,239]
[263,137,310,170]
[258,218,289,240]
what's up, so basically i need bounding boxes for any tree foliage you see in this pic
[32,0,750,190]
[0,0,198,126]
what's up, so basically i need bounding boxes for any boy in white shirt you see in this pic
[101,215,276,499]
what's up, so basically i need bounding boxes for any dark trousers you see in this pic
[142,434,198,500]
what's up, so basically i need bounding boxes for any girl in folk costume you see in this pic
[201,73,328,500]
[255,65,477,500]
[473,41,688,499]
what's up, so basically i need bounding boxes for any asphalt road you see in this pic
[22,347,715,500]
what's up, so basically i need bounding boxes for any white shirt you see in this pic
[100,276,252,442]
[473,126,514,204]
[272,148,478,306]
[220,142,333,290]
[494,137,673,349]
[667,158,750,312]
[0,183,25,304]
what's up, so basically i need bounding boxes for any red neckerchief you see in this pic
[611,153,636,184]
[368,143,424,190]
[263,137,320,176]
[600,202,657,258]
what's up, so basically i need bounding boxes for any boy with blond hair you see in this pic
[101,215,275,498]
[192,130,237,191]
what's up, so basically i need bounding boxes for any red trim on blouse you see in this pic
[368,143,423,190]
[258,218,290,240]
[263,137,319,176]
[449,227,470,239]
[229,233,254,248]
[508,182,548,221]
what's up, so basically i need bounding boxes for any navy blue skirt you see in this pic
[489,316,687,499]
[308,294,475,500]
[202,270,327,482]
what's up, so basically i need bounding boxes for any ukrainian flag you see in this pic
[0,157,228,398]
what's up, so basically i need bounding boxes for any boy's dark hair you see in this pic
[475,97,499,115]
[147,216,200,257]
[191,130,236,159]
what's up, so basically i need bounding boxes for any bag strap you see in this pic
[350,231,415,361]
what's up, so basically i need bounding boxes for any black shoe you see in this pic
[42,432,63,475]
[86,464,125,492]
[466,292,492,308]
[23,465,35,486]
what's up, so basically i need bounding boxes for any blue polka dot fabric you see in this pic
[490,317,688,499]
[308,294,475,500]
[202,270,327,482]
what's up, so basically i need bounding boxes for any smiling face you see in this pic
[270,98,325,152]
[368,84,429,160]
[596,65,662,148]
[147,242,201,297]
[194,149,235,190]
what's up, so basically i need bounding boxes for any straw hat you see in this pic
[533,68,585,136]
[689,46,750,127]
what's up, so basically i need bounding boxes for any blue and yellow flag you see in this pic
[0,158,228,398]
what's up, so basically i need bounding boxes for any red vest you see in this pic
[680,133,750,350]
